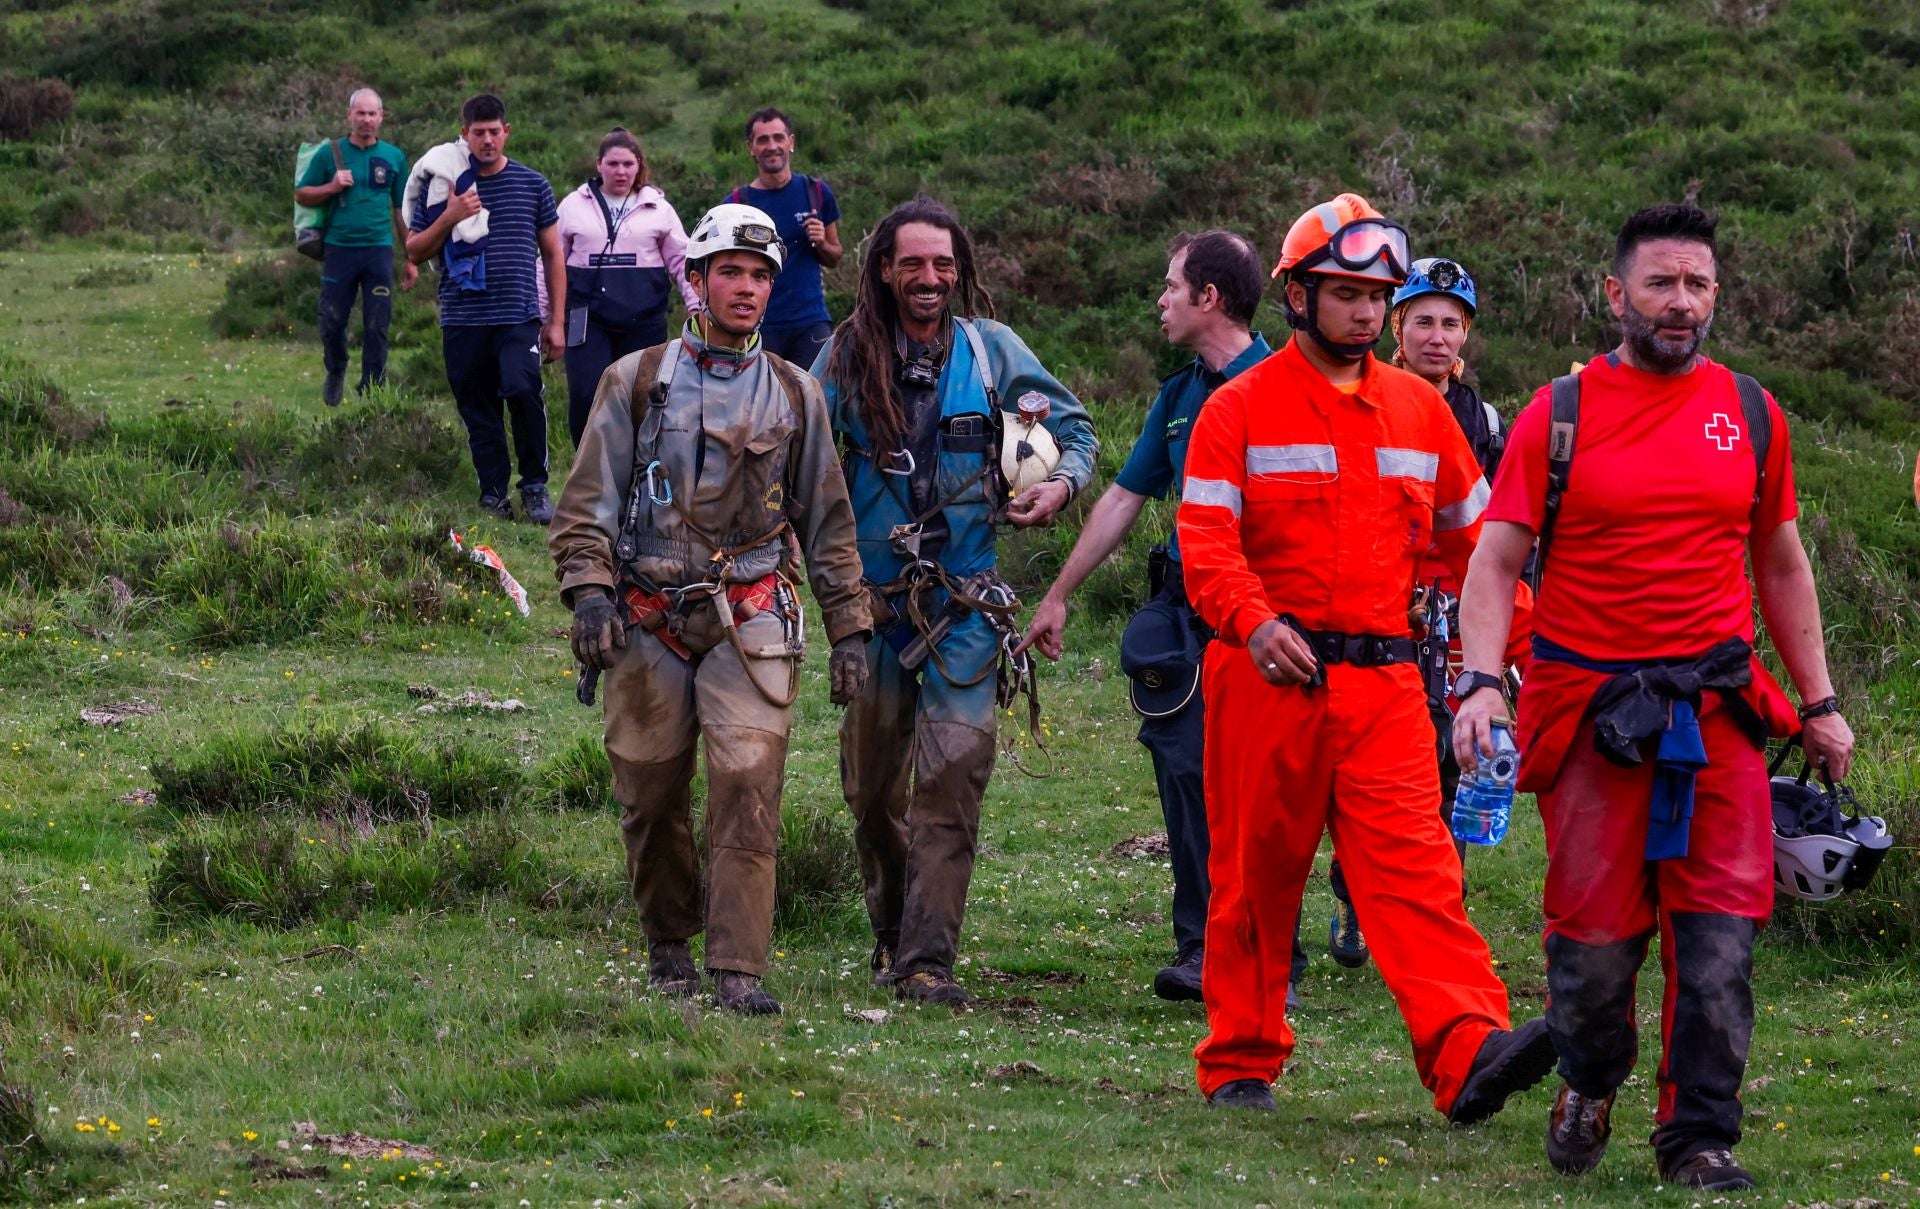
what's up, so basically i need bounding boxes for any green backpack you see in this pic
[293,139,344,260]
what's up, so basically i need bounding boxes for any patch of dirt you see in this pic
[975,995,1040,1019]
[414,690,526,715]
[80,700,160,726]
[119,789,158,806]
[1110,833,1170,859]
[290,1121,436,1162]
[985,1060,1049,1081]
[246,1153,328,1181]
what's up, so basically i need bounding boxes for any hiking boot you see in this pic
[520,483,554,525]
[1660,1146,1754,1191]
[323,370,344,408]
[1447,1016,1559,1125]
[712,969,782,1016]
[646,940,698,999]
[895,969,968,1007]
[1207,1079,1276,1111]
[1152,948,1203,1002]
[870,941,897,988]
[1328,898,1369,968]
[1286,981,1300,1012]
[1545,1084,1614,1176]
[479,494,513,521]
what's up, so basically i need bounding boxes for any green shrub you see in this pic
[152,721,524,821]
[0,904,170,1035]
[537,734,614,812]
[0,75,73,141]
[0,1077,42,1191]
[772,795,860,932]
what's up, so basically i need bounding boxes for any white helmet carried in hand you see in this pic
[687,203,785,273]
[1770,762,1892,903]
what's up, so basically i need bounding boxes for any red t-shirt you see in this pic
[1484,354,1796,661]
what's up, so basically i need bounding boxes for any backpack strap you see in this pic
[1732,371,1770,511]
[728,185,746,206]
[1482,399,1503,437]
[953,317,999,409]
[614,344,675,565]
[1529,372,1582,591]
[804,173,824,217]
[330,138,346,174]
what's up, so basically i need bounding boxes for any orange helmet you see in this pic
[1272,193,1411,285]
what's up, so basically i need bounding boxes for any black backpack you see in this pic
[1528,364,1772,591]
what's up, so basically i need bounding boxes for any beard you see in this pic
[1620,301,1713,372]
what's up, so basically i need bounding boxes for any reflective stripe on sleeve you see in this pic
[1433,477,1492,530]
[1247,444,1338,475]
[1376,447,1440,482]
[1183,477,1243,516]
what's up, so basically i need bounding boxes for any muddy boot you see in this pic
[895,969,967,1007]
[1659,1146,1754,1192]
[323,369,344,408]
[520,483,554,525]
[1328,898,1369,968]
[1207,1079,1275,1111]
[712,969,782,1016]
[647,940,698,998]
[870,940,897,988]
[1447,1016,1559,1125]
[1152,947,1203,1002]
[1546,1083,1614,1175]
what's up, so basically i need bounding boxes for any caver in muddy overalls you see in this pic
[814,316,1097,1005]
[551,204,870,1016]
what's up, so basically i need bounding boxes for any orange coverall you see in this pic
[1176,338,1517,1113]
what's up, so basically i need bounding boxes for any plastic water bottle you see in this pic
[1451,721,1518,846]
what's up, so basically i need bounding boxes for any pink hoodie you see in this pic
[538,181,701,318]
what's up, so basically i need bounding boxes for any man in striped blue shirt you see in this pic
[407,93,568,523]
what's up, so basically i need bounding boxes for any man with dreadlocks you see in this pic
[811,196,1099,1006]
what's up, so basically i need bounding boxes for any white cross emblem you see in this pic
[1704,413,1740,451]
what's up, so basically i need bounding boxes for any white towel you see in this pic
[402,139,489,243]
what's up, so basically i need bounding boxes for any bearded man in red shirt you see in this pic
[1455,204,1855,1192]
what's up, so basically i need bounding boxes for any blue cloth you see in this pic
[725,174,840,332]
[1649,701,1707,860]
[412,159,557,326]
[1113,333,1271,560]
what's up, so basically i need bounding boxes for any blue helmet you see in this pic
[1392,257,1477,317]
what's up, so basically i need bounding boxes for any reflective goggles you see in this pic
[1313,218,1411,280]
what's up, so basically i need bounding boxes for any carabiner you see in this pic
[881,448,916,476]
[643,460,673,506]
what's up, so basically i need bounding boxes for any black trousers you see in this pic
[565,316,666,446]
[760,321,833,372]
[442,321,548,499]
[318,244,394,389]
[1138,589,1307,984]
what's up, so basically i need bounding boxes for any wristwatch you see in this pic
[1452,669,1505,700]
[1797,695,1841,721]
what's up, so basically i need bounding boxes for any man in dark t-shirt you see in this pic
[406,93,567,524]
[723,107,842,369]
[294,88,417,406]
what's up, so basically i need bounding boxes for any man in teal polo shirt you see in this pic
[1019,229,1304,1005]
[295,87,418,406]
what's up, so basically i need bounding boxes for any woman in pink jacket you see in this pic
[553,128,701,445]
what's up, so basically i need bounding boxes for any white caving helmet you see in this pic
[1001,390,1061,494]
[1770,764,1892,903]
[687,203,785,273]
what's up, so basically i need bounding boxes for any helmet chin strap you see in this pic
[1286,276,1378,362]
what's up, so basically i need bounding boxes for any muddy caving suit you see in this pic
[1177,341,1523,1111]
[550,326,870,976]
[812,317,1098,981]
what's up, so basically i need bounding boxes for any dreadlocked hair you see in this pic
[825,196,996,456]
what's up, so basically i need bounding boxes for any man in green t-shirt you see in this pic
[295,88,418,406]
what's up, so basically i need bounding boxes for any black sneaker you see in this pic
[895,969,968,1007]
[1207,1079,1275,1111]
[323,370,344,408]
[647,940,698,998]
[479,494,513,521]
[870,941,897,988]
[520,484,554,525]
[1328,899,1369,968]
[1153,949,1203,1002]
[1659,1146,1754,1192]
[1546,1084,1614,1176]
[712,970,782,1016]
[1447,1016,1559,1125]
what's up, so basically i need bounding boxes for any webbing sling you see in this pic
[1528,366,1771,592]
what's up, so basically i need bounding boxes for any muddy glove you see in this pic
[570,589,626,670]
[828,634,870,706]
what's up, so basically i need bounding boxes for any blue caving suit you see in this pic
[814,317,1098,981]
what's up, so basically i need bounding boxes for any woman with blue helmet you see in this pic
[1326,255,1524,970]
[1390,257,1504,472]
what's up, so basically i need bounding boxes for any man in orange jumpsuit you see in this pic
[1177,193,1554,1118]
